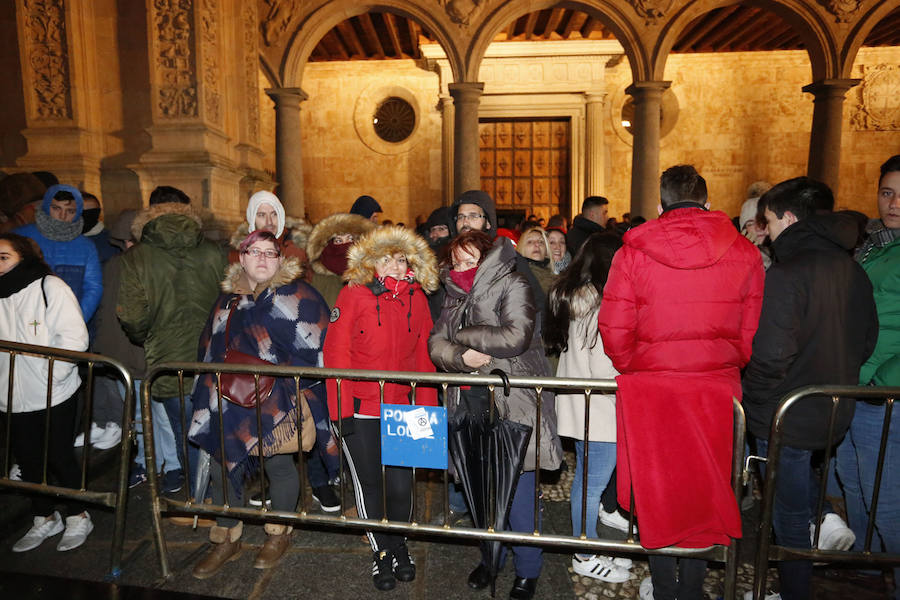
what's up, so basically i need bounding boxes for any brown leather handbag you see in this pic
[219,302,276,408]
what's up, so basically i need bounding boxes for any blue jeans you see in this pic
[161,394,198,492]
[571,440,616,544]
[493,470,543,579]
[121,380,179,474]
[836,402,899,599]
[756,439,816,600]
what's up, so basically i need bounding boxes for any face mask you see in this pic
[320,241,352,275]
[81,208,100,232]
[449,267,477,293]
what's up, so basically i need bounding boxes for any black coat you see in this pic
[742,213,878,449]
[566,215,605,257]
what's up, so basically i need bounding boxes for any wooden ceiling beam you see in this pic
[746,21,792,49]
[544,7,566,37]
[675,6,741,51]
[407,19,420,58]
[524,11,540,40]
[336,21,365,58]
[581,16,599,39]
[323,29,350,60]
[562,12,588,39]
[866,14,900,45]
[765,29,802,50]
[699,8,759,50]
[726,17,781,50]
[382,12,404,57]
[359,13,385,59]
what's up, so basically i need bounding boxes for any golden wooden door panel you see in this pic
[533,149,550,177]
[479,122,494,149]
[513,179,531,206]
[533,122,550,148]
[496,122,512,148]
[480,149,495,178]
[514,150,531,177]
[496,150,512,177]
[494,179,512,205]
[514,122,531,148]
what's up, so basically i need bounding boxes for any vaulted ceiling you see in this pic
[308,6,900,62]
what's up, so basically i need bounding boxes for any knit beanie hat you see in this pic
[739,197,760,229]
[246,190,286,238]
[350,195,382,219]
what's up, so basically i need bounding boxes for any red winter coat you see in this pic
[598,206,764,548]
[324,279,437,419]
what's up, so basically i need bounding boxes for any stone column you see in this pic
[439,94,455,206]
[584,93,607,198]
[803,79,859,195]
[626,81,670,220]
[265,87,308,217]
[449,82,485,197]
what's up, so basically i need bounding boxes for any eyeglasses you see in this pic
[455,212,485,222]
[243,248,280,259]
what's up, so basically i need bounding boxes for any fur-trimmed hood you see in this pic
[131,202,204,242]
[220,256,303,295]
[229,217,312,250]
[306,213,375,275]
[344,225,439,293]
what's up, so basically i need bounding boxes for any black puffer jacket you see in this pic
[742,213,878,449]
[428,237,563,471]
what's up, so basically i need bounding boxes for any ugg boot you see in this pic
[253,523,293,569]
[192,522,243,579]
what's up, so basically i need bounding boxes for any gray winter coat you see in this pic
[428,237,563,471]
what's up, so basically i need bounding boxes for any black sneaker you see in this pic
[248,490,272,508]
[392,544,416,582]
[372,550,396,591]
[160,469,184,494]
[312,485,341,513]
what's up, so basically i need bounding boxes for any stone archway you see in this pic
[841,1,900,79]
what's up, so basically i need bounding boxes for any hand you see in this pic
[462,348,492,369]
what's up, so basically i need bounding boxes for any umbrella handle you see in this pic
[490,369,511,397]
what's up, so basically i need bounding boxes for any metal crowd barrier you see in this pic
[0,340,135,580]
[144,362,746,599]
[750,385,900,600]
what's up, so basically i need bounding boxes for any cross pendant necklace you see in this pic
[29,319,40,335]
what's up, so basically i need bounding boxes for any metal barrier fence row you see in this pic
[144,362,746,599]
[0,340,135,580]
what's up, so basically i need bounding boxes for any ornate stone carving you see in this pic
[629,0,674,22]
[823,0,860,23]
[441,0,483,26]
[152,0,198,118]
[851,65,900,131]
[244,0,260,141]
[21,0,72,120]
[199,0,221,124]
[261,0,297,46]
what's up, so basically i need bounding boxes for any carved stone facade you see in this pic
[20,0,72,120]
[199,0,221,126]
[261,0,297,46]
[442,0,483,26]
[630,0,674,22]
[151,0,198,119]
[851,64,900,131]
[244,0,260,143]
[824,0,861,23]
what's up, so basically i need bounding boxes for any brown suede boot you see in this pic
[253,524,292,569]
[192,523,242,579]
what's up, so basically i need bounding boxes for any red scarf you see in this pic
[449,267,477,292]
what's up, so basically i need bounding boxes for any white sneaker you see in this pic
[600,509,637,534]
[74,422,105,447]
[571,554,632,582]
[57,512,93,551]
[92,423,122,450]
[743,590,782,600]
[9,463,22,481]
[639,576,654,600]
[12,512,64,552]
[812,512,856,551]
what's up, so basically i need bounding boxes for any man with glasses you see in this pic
[450,190,497,236]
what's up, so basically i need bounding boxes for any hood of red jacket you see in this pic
[624,207,739,270]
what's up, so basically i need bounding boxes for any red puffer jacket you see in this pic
[598,206,764,549]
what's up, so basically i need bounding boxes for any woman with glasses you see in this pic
[188,230,331,577]
[323,225,439,592]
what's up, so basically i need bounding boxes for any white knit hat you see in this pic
[739,197,759,229]
[246,190,285,238]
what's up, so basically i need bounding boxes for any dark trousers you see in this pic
[210,453,300,528]
[337,417,413,552]
[7,394,82,517]
[648,555,707,600]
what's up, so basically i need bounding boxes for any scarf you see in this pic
[0,257,52,298]
[81,208,101,233]
[35,209,84,242]
[449,267,477,292]
[319,241,352,275]
[856,221,900,263]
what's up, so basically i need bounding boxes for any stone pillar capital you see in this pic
[625,81,671,100]
[265,87,309,106]
[802,79,861,99]
[584,92,607,105]
[448,82,485,102]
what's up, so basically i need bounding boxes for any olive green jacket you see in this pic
[116,202,227,397]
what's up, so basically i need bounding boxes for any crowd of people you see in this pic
[0,156,898,600]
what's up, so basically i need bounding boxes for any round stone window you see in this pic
[617,88,680,140]
[374,97,416,143]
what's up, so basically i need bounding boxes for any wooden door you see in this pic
[478,119,570,222]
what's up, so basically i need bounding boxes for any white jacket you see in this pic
[0,275,88,412]
[554,293,618,443]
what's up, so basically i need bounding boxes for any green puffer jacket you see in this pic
[859,235,900,386]
[116,202,227,397]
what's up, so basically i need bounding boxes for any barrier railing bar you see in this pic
[579,389,591,540]
[79,361,95,489]
[4,351,14,477]
[865,396,893,553]
[42,357,54,485]
[533,384,543,535]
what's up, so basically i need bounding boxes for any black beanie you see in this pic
[350,195,382,219]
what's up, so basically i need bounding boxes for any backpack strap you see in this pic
[41,276,48,308]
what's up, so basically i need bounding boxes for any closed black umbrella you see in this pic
[448,372,532,597]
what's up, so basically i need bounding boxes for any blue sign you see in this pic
[380,405,447,469]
